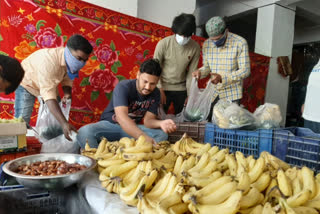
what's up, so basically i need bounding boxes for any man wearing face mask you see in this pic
[192,16,250,121]
[154,13,200,115]
[14,34,93,140]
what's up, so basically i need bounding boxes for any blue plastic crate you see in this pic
[204,123,273,158]
[272,127,320,172]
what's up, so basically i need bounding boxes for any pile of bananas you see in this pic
[82,134,320,214]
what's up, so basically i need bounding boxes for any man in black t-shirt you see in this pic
[76,59,177,148]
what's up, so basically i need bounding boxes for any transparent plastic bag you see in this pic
[36,99,79,153]
[254,103,282,129]
[184,78,215,122]
[212,99,256,129]
[157,106,186,123]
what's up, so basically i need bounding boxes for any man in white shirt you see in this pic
[302,59,320,133]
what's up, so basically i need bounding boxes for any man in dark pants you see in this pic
[154,13,200,114]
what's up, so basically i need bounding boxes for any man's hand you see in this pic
[301,104,305,115]
[160,119,177,133]
[143,135,158,147]
[210,73,222,85]
[62,94,71,104]
[192,69,201,79]
[62,121,77,141]
[160,88,166,105]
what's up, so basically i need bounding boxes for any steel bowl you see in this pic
[3,153,96,189]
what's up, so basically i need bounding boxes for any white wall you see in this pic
[137,0,196,27]
[82,0,138,17]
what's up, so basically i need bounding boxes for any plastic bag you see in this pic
[184,78,216,122]
[212,99,256,129]
[157,106,186,123]
[36,99,79,153]
[254,103,282,129]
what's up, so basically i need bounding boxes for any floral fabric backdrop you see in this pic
[0,0,270,128]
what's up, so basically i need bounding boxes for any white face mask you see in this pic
[175,34,191,46]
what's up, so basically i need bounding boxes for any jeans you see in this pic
[304,119,320,134]
[163,90,187,115]
[76,120,168,148]
[14,85,36,125]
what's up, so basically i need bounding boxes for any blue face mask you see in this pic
[64,47,86,80]
[213,30,227,47]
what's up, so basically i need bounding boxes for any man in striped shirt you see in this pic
[192,16,250,121]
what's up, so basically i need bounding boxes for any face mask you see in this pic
[64,47,86,80]
[213,30,227,47]
[175,34,191,46]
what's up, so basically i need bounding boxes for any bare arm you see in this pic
[143,111,176,133]
[45,99,77,141]
[114,106,145,139]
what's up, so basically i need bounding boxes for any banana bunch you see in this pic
[81,134,320,214]
[171,133,211,156]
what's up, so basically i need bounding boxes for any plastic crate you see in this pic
[168,122,206,143]
[0,186,67,214]
[204,123,273,158]
[272,127,320,172]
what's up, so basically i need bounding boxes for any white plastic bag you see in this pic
[36,99,79,153]
[184,78,216,122]
[212,99,256,129]
[254,103,282,129]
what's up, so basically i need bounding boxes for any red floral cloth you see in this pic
[0,0,270,128]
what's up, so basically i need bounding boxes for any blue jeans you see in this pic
[76,120,168,148]
[14,85,36,125]
[304,119,320,134]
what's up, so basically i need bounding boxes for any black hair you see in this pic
[140,59,162,77]
[0,55,25,94]
[171,13,196,37]
[67,34,93,55]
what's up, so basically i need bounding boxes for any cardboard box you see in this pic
[0,122,27,154]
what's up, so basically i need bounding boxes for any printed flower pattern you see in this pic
[34,27,63,48]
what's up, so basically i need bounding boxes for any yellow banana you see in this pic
[304,198,320,210]
[188,152,209,173]
[292,177,303,195]
[248,157,265,183]
[279,197,296,214]
[137,197,157,214]
[287,189,311,208]
[265,178,278,196]
[249,205,263,214]
[148,174,178,208]
[168,203,188,214]
[277,168,293,197]
[95,137,107,157]
[189,160,218,178]
[301,166,316,199]
[196,181,238,205]
[182,186,197,203]
[248,158,256,172]
[237,172,251,194]
[262,202,276,214]
[251,171,271,192]
[217,158,229,172]
[235,151,248,170]
[173,155,184,175]
[226,154,238,177]
[293,206,319,214]
[211,148,228,163]
[145,173,172,202]
[144,169,158,192]
[208,146,219,157]
[285,167,298,181]
[98,159,125,168]
[194,176,233,198]
[119,137,135,148]
[188,171,222,188]
[193,191,242,214]
[239,187,262,209]
[196,143,211,156]
[120,175,147,206]
[157,192,182,214]
[109,161,138,177]
[179,155,196,176]
[121,144,153,153]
